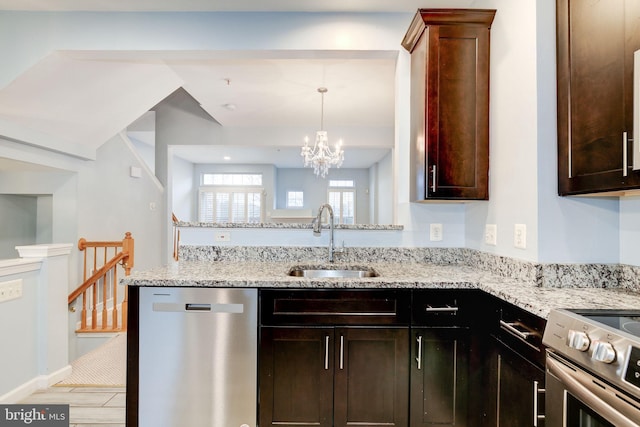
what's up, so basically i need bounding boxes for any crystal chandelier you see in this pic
[301,87,344,178]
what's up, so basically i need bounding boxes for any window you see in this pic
[329,179,354,188]
[286,191,304,208]
[202,173,263,186]
[199,173,264,223]
[328,180,356,224]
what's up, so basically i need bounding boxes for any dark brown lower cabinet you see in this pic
[411,328,477,427]
[482,337,546,427]
[259,327,334,427]
[259,326,409,427]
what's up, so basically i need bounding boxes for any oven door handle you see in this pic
[547,356,640,427]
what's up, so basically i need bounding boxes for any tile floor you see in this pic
[19,385,126,426]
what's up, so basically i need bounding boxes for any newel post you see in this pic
[122,232,134,275]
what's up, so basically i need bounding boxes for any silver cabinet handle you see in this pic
[431,165,436,192]
[324,335,330,370]
[533,380,545,426]
[416,335,423,370]
[339,335,344,370]
[500,320,533,341]
[623,132,629,177]
[426,305,459,313]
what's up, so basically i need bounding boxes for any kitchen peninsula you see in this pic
[124,246,640,317]
[123,246,640,427]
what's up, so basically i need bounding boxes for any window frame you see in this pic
[327,181,356,225]
[198,182,265,224]
[285,190,305,209]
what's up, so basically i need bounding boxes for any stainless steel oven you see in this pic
[543,309,640,427]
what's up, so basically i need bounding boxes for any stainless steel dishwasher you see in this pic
[138,287,257,427]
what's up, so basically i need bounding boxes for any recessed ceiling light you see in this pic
[222,103,237,111]
[223,156,231,161]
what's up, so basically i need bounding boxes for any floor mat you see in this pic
[56,333,126,387]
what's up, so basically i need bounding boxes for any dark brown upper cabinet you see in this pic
[557,0,640,195]
[402,9,496,201]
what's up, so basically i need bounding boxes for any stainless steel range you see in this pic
[543,309,640,426]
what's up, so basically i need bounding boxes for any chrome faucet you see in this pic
[313,203,339,262]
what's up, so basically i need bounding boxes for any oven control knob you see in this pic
[567,330,590,351]
[592,341,616,364]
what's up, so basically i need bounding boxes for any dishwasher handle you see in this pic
[153,302,244,313]
[186,304,211,311]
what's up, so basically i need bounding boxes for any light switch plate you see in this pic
[0,279,23,303]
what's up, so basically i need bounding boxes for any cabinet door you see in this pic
[333,328,409,427]
[482,338,545,427]
[259,327,334,427]
[410,328,471,427]
[557,0,640,195]
[426,24,490,200]
[404,10,494,201]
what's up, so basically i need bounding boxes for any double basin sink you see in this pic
[287,265,379,279]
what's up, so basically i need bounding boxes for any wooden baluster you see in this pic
[92,281,98,330]
[113,267,119,330]
[122,286,128,330]
[81,291,87,330]
[71,233,134,332]
[102,271,108,330]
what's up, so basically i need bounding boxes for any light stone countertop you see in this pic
[121,260,640,319]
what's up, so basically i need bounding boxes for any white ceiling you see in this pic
[0,0,474,12]
[0,0,474,170]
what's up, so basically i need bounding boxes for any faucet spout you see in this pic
[313,203,335,262]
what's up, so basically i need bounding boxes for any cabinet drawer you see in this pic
[495,300,546,368]
[260,289,411,326]
[412,289,484,327]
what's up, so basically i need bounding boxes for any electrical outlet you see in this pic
[485,224,497,246]
[215,231,231,242]
[429,223,443,241]
[514,224,527,249]
[0,279,23,303]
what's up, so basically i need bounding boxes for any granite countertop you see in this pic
[176,221,404,230]
[121,260,640,319]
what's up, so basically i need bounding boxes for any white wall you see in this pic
[620,197,640,265]
[0,195,37,259]
[0,6,635,264]
[36,195,53,244]
[394,48,467,248]
[463,0,622,263]
[370,150,394,224]
[276,168,370,224]
[129,137,156,174]
[0,167,78,283]
[76,134,164,272]
[464,0,540,261]
[0,268,39,397]
[172,155,194,222]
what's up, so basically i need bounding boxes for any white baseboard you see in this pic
[0,365,72,404]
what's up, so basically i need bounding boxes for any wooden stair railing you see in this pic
[68,232,134,333]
